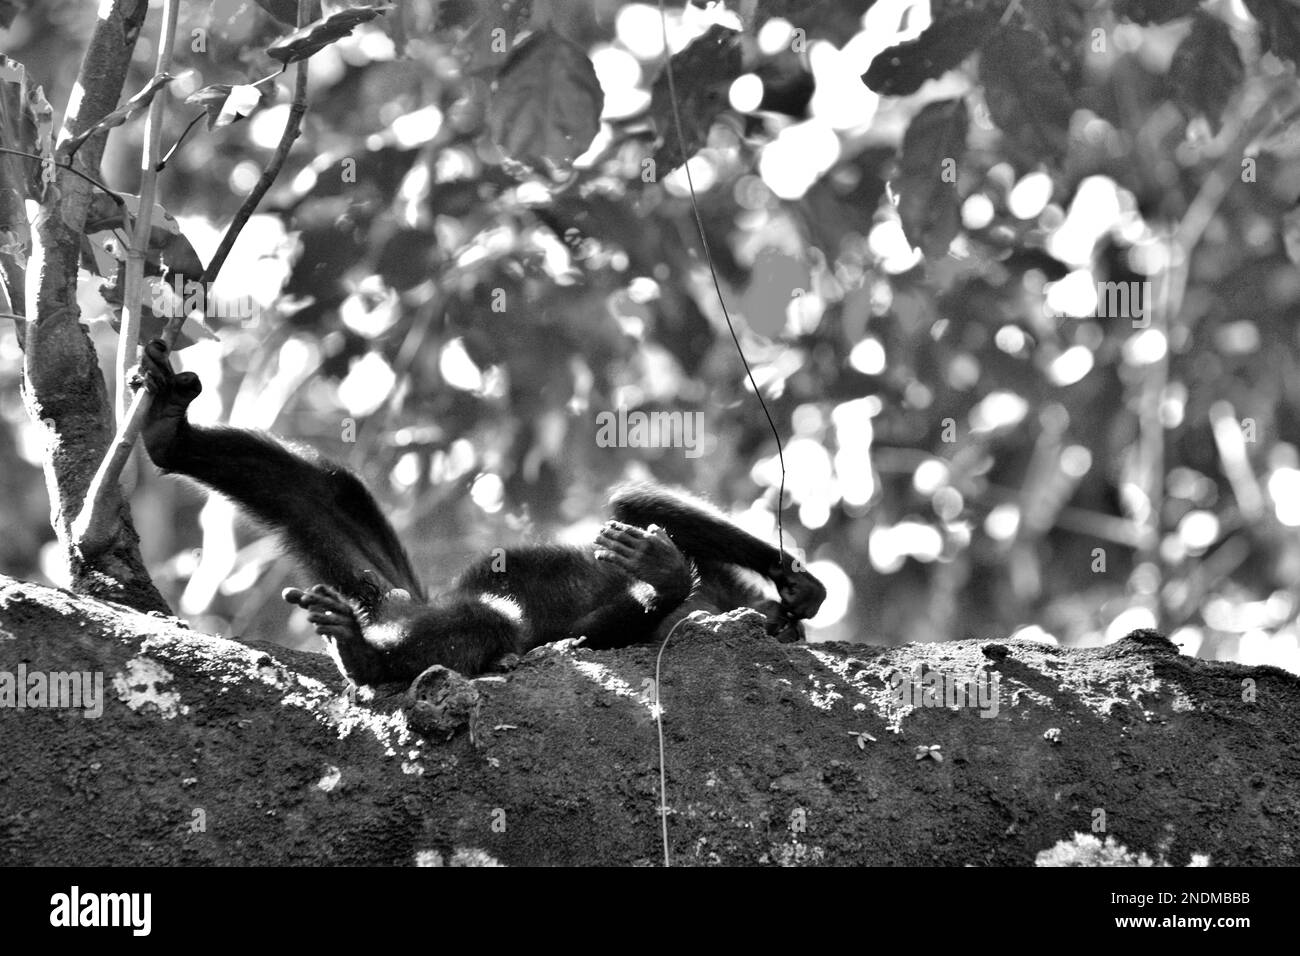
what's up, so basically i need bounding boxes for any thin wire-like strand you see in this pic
[653,614,691,866]
[651,1,795,869]
[655,3,789,545]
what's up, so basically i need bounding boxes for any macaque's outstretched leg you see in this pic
[137,339,426,606]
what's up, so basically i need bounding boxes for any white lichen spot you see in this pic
[1035,833,1165,867]
[284,689,415,753]
[414,847,504,867]
[770,840,825,866]
[316,765,342,792]
[448,847,503,866]
[401,761,425,776]
[257,662,287,687]
[805,679,844,711]
[112,657,189,717]
[571,660,655,716]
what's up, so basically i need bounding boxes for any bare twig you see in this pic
[156,112,204,171]
[198,77,310,288]
[74,0,314,558]
[117,2,179,423]
[0,146,126,204]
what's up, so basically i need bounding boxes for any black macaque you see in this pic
[137,339,826,685]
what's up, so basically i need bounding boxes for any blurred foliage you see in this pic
[3,0,1300,673]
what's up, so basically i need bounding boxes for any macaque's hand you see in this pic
[771,562,826,621]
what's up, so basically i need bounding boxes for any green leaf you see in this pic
[1115,0,1201,25]
[896,98,967,260]
[186,83,263,129]
[0,54,53,214]
[1017,0,1091,46]
[487,28,604,177]
[83,194,204,282]
[862,11,999,96]
[450,0,534,74]
[63,73,174,156]
[267,4,394,65]
[1169,14,1244,131]
[980,28,1073,161]
[649,25,743,172]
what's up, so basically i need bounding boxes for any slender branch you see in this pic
[250,67,289,88]
[158,67,284,171]
[1174,79,1299,255]
[73,0,314,558]
[199,78,309,288]
[156,112,204,171]
[117,0,179,423]
[0,147,126,204]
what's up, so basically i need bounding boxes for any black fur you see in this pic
[138,339,825,684]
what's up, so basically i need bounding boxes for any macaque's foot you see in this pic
[595,521,692,607]
[772,564,827,621]
[138,339,202,408]
[283,584,365,644]
[138,340,202,467]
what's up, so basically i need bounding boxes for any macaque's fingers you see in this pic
[284,586,321,607]
[596,520,654,554]
[314,624,357,642]
[283,584,354,617]
[139,339,171,391]
[598,528,653,565]
[595,534,640,561]
[307,611,352,627]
